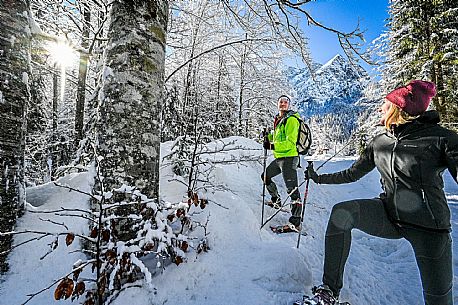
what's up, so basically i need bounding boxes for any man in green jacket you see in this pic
[262,95,302,232]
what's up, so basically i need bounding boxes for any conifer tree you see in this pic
[383,0,458,123]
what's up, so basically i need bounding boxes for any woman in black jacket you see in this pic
[298,80,458,305]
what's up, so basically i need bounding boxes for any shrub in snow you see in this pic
[68,180,210,305]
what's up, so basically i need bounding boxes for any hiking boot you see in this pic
[302,285,338,305]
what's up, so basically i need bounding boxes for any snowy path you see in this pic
[1,137,457,305]
[115,138,458,305]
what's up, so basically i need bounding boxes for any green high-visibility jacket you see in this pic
[268,110,300,159]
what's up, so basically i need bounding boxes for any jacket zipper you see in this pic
[418,159,437,224]
[421,188,438,225]
[391,137,400,220]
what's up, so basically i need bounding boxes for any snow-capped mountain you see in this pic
[288,55,371,154]
[288,54,368,118]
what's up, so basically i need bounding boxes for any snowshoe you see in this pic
[265,200,290,212]
[293,299,350,305]
[292,285,350,305]
[270,223,301,234]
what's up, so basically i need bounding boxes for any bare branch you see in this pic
[207,199,229,210]
[38,217,69,230]
[53,182,97,200]
[278,0,374,65]
[28,206,92,214]
[166,38,274,83]
[22,260,95,305]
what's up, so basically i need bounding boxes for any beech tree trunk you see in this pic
[0,0,30,272]
[97,0,168,201]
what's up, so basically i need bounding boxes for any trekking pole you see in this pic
[261,134,356,229]
[297,161,313,248]
[261,128,268,228]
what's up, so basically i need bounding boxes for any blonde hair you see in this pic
[384,103,419,130]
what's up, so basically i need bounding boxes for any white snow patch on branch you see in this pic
[103,66,114,81]
[22,72,29,84]
[27,10,43,35]
[130,253,153,287]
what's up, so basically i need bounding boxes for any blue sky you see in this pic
[290,0,390,71]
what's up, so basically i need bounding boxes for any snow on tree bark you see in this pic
[96,0,168,200]
[0,0,30,272]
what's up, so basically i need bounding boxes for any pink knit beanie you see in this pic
[386,80,436,115]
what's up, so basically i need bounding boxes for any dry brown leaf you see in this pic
[176,209,185,218]
[199,199,207,209]
[89,227,98,238]
[74,281,85,297]
[174,256,183,266]
[54,278,74,300]
[101,229,110,242]
[66,233,75,246]
[180,241,188,252]
[143,243,155,251]
[192,193,199,205]
[104,249,117,265]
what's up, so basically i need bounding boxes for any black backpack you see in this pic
[282,114,312,155]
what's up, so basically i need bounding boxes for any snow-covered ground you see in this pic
[1,137,457,305]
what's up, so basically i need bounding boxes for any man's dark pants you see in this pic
[261,156,302,226]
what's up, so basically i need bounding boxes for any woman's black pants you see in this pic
[323,198,453,305]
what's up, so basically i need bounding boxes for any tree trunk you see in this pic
[431,61,446,118]
[97,0,168,201]
[75,3,91,145]
[238,34,247,136]
[51,68,58,180]
[435,61,447,120]
[214,54,223,138]
[0,0,30,273]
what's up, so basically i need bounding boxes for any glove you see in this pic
[263,140,274,150]
[305,162,319,183]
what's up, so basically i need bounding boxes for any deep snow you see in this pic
[1,137,457,305]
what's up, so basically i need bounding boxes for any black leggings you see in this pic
[323,198,453,305]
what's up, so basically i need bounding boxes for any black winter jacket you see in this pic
[316,111,458,231]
